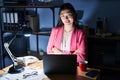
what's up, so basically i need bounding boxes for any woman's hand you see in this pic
[73,49,80,54]
[52,47,62,54]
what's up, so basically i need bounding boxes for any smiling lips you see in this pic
[64,20,71,24]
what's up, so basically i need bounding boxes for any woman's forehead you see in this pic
[60,9,72,14]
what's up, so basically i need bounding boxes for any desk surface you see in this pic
[0,60,100,80]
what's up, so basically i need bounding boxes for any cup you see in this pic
[79,60,88,71]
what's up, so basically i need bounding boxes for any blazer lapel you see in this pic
[70,28,77,51]
[55,26,64,49]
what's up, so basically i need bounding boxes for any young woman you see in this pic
[47,3,87,63]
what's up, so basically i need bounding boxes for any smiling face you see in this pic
[60,9,74,26]
[57,3,78,27]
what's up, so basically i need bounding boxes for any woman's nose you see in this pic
[64,16,69,19]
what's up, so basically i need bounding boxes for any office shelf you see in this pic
[0,4,59,68]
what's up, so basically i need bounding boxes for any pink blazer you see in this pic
[47,26,87,63]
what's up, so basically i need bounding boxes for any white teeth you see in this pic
[65,20,69,23]
[65,21,69,23]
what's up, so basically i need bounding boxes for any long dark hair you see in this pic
[56,3,79,28]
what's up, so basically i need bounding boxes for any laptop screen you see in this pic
[42,55,77,75]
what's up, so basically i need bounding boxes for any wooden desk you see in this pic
[0,60,100,80]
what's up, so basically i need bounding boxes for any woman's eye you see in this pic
[60,15,64,17]
[60,13,73,18]
[68,14,72,17]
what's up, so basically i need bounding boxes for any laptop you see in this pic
[42,55,77,75]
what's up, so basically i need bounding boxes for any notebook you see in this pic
[42,55,77,75]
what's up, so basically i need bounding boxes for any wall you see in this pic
[30,0,120,52]
[64,0,120,33]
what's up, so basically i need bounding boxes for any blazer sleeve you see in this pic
[47,28,57,54]
[76,30,87,62]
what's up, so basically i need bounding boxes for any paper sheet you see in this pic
[0,66,48,80]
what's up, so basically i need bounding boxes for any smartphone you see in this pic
[85,70,99,77]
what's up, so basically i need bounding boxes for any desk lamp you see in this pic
[22,23,32,37]
[4,26,32,74]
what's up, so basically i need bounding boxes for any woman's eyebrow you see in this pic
[67,10,72,13]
